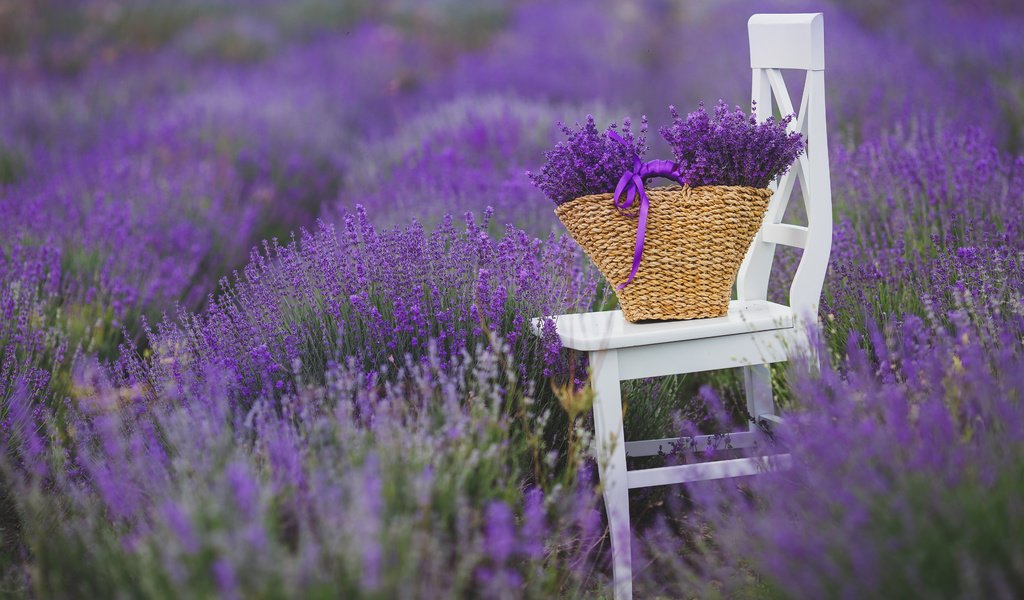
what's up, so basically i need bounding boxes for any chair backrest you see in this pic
[736,13,832,321]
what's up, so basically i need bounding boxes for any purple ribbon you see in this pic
[607,131,684,289]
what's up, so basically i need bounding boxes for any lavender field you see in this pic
[2,1,1024,598]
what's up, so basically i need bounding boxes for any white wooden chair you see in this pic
[534,14,832,600]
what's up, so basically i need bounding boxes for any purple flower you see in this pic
[659,100,805,188]
[225,461,260,520]
[212,558,241,600]
[528,115,648,205]
[160,500,200,555]
[484,500,516,565]
[519,486,546,559]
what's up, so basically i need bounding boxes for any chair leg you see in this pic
[743,364,775,432]
[589,349,632,600]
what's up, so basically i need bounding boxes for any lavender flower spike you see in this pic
[528,115,649,205]
[660,100,805,188]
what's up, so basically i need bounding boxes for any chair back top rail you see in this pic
[748,13,824,71]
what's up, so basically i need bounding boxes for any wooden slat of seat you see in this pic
[532,300,794,352]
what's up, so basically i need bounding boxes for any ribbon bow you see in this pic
[607,130,683,289]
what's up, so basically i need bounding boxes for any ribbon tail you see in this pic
[618,187,649,290]
[612,172,632,209]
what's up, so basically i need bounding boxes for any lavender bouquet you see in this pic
[527,105,804,322]
[527,115,649,206]
[660,100,806,188]
[528,102,805,207]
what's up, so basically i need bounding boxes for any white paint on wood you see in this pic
[534,14,831,599]
[627,454,793,489]
[535,300,794,352]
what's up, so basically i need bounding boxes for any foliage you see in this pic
[650,312,1024,599]
[3,342,606,598]
[113,208,599,411]
[528,115,648,205]
[660,100,805,188]
[2,0,1024,596]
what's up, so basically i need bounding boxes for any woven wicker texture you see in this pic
[556,185,772,322]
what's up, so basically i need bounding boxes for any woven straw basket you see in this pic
[556,185,772,322]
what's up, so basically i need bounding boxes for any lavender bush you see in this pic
[660,100,806,188]
[644,313,1024,599]
[3,342,608,598]
[113,209,599,409]
[528,115,648,205]
[334,96,603,233]
[823,125,1024,359]
[0,243,67,411]
[3,0,1024,596]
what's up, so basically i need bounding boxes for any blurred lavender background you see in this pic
[2,0,1024,597]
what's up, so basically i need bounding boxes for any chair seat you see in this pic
[534,300,794,352]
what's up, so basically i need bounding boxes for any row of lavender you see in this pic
[2,0,1024,596]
